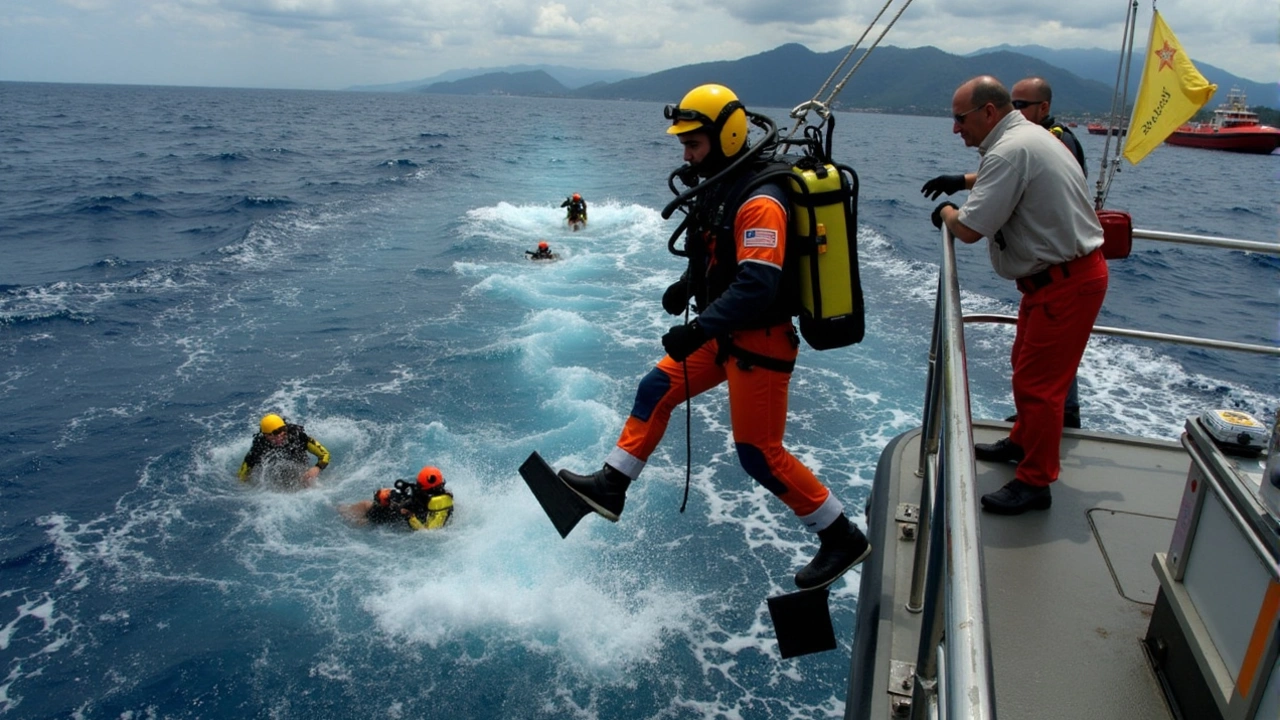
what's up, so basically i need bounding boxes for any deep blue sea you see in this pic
[1,82,1277,719]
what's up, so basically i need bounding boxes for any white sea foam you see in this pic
[5,95,1275,719]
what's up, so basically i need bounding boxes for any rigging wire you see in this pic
[785,0,917,140]
[1095,0,1142,209]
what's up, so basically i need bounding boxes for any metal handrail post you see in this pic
[906,450,936,612]
[1132,228,1280,255]
[917,273,946,478]
[910,450,947,720]
[939,232,996,720]
[963,314,1280,357]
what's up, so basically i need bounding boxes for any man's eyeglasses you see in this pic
[1011,99,1045,110]
[953,104,987,124]
[268,428,286,437]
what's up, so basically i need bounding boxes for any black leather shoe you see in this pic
[558,465,630,522]
[795,515,872,589]
[981,480,1052,514]
[974,437,1025,464]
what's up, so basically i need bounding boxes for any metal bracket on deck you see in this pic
[888,660,915,717]
[895,503,920,541]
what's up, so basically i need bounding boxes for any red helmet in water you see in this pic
[572,193,581,201]
[416,466,445,491]
[538,241,549,250]
[374,488,393,506]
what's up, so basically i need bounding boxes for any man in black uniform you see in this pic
[238,413,330,488]
[1008,77,1086,173]
[921,76,1087,429]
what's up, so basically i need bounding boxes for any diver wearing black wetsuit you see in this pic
[238,415,330,486]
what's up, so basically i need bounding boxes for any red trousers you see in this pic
[1008,251,1109,486]
[612,323,832,517]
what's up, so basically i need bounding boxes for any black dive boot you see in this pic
[794,514,872,590]
[557,465,631,522]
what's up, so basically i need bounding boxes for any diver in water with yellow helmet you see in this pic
[238,413,330,488]
[554,84,870,590]
[339,466,455,530]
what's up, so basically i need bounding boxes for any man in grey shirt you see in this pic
[921,76,1087,429]
[931,76,1108,515]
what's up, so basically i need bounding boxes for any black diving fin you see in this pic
[519,451,592,539]
[767,587,837,659]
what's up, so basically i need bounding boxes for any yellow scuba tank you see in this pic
[787,160,863,350]
[407,493,454,531]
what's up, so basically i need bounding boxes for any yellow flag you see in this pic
[1122,11,1217,164]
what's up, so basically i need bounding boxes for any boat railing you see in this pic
[905,227,1280,720]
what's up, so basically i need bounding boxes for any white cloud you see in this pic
[1,0,1274,90]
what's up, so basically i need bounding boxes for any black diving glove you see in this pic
[932,201,958,230]
[921,174,966,201]
[661,279,691,316]
[662,320,708,362]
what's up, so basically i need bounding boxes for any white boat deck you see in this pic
[853,420,1188,720]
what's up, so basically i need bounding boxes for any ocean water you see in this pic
[1,82,1276,719]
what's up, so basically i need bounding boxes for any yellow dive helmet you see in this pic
[665,84,748,159]
[259,413,286,435]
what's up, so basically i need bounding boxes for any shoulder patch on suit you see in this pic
[743,228,778,248]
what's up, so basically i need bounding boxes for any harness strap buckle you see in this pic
[719,338,796,374]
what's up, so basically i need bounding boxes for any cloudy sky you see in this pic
[2,0,1275,90]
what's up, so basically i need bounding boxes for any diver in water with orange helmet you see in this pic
[238,413,330,488]
[560,193,587,228]
[339,466,455,530]
[526,240,556,260]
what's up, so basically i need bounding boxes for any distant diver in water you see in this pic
[338,466,455,530]
[238,413,330,489]
[526,240,556,260]
[560,193,587,229]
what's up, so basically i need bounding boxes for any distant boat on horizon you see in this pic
[1164,87,1280,154]
[1086,122,1126,136]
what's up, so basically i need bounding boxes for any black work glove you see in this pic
[662,320,708,362]
[661,279,691,316]
[931,201,958,230]
[921,174,966,201]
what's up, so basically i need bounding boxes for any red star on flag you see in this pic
[1155,41,1177,71]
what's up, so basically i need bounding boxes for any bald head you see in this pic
[960,76,1012,112]
[950,76,1013,147]
[1011,77,1053,124]
[1012,77,1052,104]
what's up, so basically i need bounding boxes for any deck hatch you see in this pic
[1089,509,1176,604]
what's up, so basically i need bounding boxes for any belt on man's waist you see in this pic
[1015,249,1102,294]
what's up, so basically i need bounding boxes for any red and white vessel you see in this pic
[1165,87,1280,154]
[1086,122,1126,136]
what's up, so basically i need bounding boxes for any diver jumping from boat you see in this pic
[238,413,330,488]
[560,193,587,229]
[338,465,455,530]
[930,76,1108,515]
[553,83,870,590]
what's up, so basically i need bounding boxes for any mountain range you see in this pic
[352,44,1276,117]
